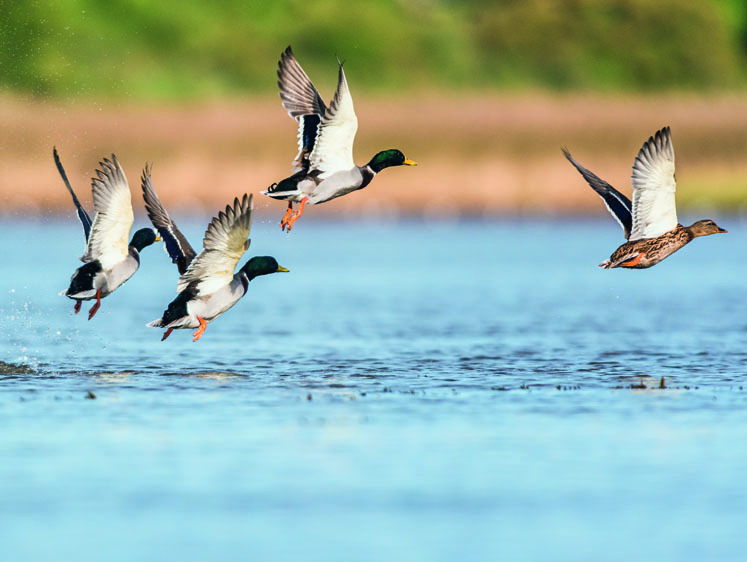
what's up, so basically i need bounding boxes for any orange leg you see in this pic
[87,290,102,320]
[620,253,645,268]
[280,202,294,230]
[74,300,82,314]
[192,316,208,342]
[285,197,308,232]
[161,328,174,341]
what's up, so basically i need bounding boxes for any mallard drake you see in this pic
[261,45,417,231]
[563,127,726,269]
[56,149,158,319]
[142,170,288,341]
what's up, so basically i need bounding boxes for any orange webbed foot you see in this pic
[285,197,308,232]
[192,317,207,342]
[280,202,294,231]
[74,300,82,314]
[87,290,102,320]
[161,328,174,341]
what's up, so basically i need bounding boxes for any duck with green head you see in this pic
[141,173,289,342]
[261,46,417,232]
[55,149,159,319]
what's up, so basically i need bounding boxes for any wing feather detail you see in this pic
[81,155,134,268]
[53,147,93,242]
[629,127,677,241]
[140,164,197,275]
[309,59,358,177]
[176,194,253,295]
[563,148,633,240]
[277,45,327,172]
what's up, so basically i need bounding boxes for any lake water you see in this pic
[1,216,746,561]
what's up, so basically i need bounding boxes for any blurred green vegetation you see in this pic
[1,0,746,99]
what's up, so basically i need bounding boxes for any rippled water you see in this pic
[2,217,746,561]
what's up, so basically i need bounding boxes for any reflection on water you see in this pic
[1,218,746,561]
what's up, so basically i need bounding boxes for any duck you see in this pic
[56,149,159,319]
[563,126,726,269]
[261,45,417,231]
[142,169,289,341]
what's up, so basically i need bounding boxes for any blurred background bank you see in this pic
[1,0,746,220]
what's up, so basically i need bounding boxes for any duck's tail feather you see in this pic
[262,169,309,199]
[61,288,97,299]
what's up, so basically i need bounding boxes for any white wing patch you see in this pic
[177,194,253,295]
[629,127,678,241]
[81,155,134,269]
[310,63,358,178]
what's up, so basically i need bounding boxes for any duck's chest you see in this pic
[99,253,140,295]
[310,168,366,203]
[188,277,247,321]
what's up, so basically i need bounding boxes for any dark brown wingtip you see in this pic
[53,146,66,178]
[141,161,152,182]
[655,126,671,146]
[279,45,294,66]
[278,45,295,84]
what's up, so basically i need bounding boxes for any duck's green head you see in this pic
[130,228,160,251]
[240,256,290,281]
[366,149,417,173]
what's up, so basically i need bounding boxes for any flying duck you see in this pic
[261,45,417,231]
[563,126,726,269]
[56,149,158,319]
[142,169,288,341]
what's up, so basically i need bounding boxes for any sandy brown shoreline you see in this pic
[2,93,746,218]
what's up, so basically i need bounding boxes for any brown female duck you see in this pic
[563,126,726,269]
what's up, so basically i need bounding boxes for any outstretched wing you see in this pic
[177,194,253,295]
[81,155,134,269]
[53,147,93,242]
[309,58,358,178]
[629,127,677,241]
[141,164,197,275]
[277,45,328,172]
[563,148,633,240]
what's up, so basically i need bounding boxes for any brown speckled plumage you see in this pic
[601,221,726,269]
[564,126,727,270]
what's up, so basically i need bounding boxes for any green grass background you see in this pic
[2,0,746,100]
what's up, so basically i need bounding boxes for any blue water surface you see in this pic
[1,216,746,561]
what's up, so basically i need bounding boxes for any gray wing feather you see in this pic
[278,45,328,171]
[278,45,327,119]
[140,164,197,275]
